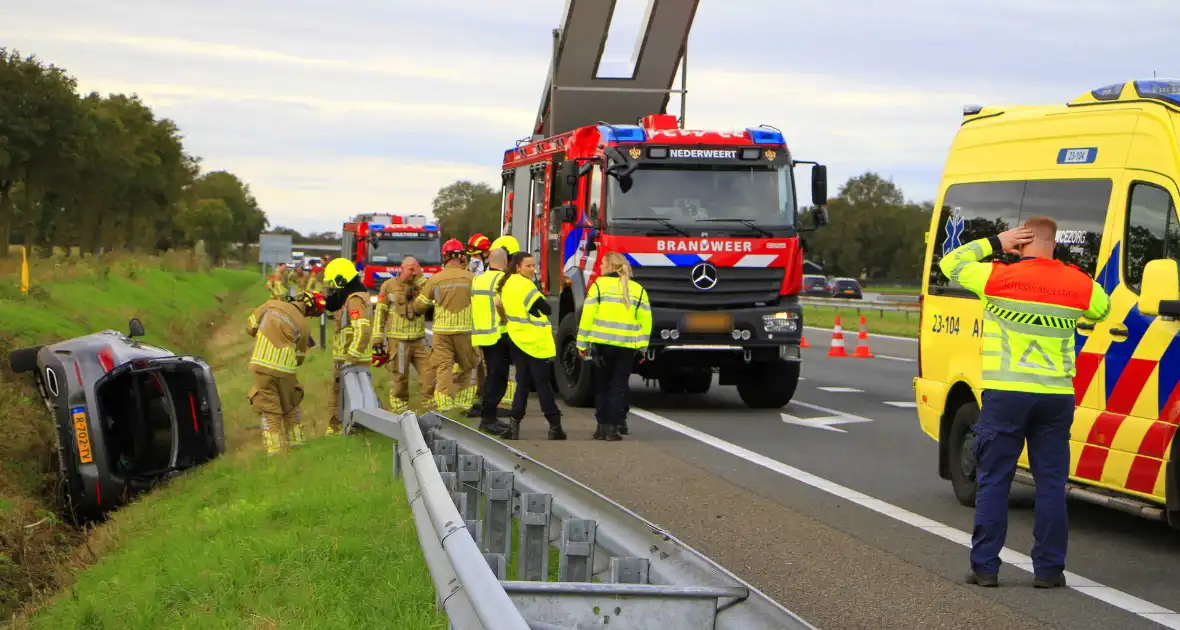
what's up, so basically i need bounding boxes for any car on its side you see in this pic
[8,318,225,521]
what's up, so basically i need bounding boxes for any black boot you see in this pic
[466,405,481,418]
[496,407,512,418]
[548,423,567,440]
[593,424,606,440]
[479,420,510,437]
[505,418,521,440]
[617,417,629,435]
[604,424,622,441]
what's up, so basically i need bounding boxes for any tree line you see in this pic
[429,172,932,282]
[0,48,267,261]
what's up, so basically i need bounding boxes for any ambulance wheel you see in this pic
[947,402,979,507]
[555,314,593,407]
[9,346,41,373]
[736,360,799,408]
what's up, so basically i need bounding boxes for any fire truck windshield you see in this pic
[366,236,442,266]
[607,165,795,227]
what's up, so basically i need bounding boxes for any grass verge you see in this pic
[804,305,919,338]
[0,253,257,618]
[18,279,445,629]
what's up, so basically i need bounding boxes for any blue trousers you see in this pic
[971,389,1074,578]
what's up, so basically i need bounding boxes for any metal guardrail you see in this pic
[800,296,920,314]
[337,368,816,630]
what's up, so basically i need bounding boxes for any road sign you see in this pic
[259,233,293,264]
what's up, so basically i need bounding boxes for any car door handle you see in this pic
[1076,322,1095,331]
[1110,328,1128,337]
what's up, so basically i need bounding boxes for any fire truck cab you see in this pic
[341,213,443,290]
[499,1,828,408]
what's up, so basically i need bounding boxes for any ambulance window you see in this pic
[929,181,1024,293]
[1124,183,1180,293]
[1019,179,1110,275]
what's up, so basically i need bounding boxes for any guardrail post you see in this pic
[453,491,468,520]
[441,472,457,493]
[457,454,484,520]
[434,454,449,472]
[484,553,507,580]
[609,557,650,584]
[435,439,458,472]
[516,493,552,581]
[484,471,514,558]
[557,519,596,582]
[392,442,402,479]
[466,519,483,547]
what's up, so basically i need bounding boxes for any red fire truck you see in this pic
[340,213,443,291]
[501,115,829,409]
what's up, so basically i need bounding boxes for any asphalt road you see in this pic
[487,325,1180,630]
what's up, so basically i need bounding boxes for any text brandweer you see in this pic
[657,240,754,253]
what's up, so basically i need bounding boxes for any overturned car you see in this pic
[8,319,225,521]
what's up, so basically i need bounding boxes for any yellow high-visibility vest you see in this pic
[575,276,651,351]
[471,270,507,346]
[502,274,555,359]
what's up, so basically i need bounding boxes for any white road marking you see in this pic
[781,412,872,433]
[816,386,863,393]
[628,406,1180,629]
[804,325,917,343]
[876,354,916,363]
[884,401,918,408]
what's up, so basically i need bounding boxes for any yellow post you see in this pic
[19,246,28,294]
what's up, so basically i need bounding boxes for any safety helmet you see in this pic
[323,257,359,289]
[467,233,491,254]
[442,238,466,260]
[490,235,520,255]
[296,291,327,317]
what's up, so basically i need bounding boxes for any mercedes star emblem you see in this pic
[690,262,718,290]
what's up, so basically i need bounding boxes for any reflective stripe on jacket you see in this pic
[333,292,374,363]
[502,273,555,359]
[373,276,427,342]
[414,267,474,334]
[247,299,310,375]
[939,237,1111,394]
[471,270,507,346]
[576,275,651,351]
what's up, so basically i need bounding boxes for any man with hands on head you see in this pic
[372,256,436,413]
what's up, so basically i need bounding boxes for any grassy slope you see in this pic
[17,275,445,629]
[803,305,919,338]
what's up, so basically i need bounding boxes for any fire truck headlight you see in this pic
[763,312,798,333]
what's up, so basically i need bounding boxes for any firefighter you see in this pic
[491,235,520,258]
[575,252,651,441]
[372,256,436,413]
[500,251,564,440]
[465,233,498,417]
[470,246,516,434]
[304,262,324,294]
[323,257,373,435]
[267,263,287,299]
[413,239,482,415]
[246,290,326,455]
[941,218,1110,589]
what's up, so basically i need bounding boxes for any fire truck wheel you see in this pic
[735,360,799,408]
[947,402,979,507]
[683,370,712,395]
[555,314,594,407]
[658,377,685,394]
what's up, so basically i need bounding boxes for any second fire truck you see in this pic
[340,213,443,291]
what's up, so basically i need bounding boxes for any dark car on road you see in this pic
[828,277,864,299]
[8,319,225,521]
[802,274,829,297]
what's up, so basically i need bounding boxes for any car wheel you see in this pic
[947,402,979,507]
[9,346,41,373]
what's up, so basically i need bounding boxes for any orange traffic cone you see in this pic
[853,315,874,358]
[827,316,847,357]
[801,335,810,348]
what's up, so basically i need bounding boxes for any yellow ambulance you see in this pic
[915,79,1180,528]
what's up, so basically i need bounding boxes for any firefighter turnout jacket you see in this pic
[247,299,312,375]
[414,267,475,334]
[576,274,652,352]
[502,273,556,359]
[374,275,428,342]
[940,236,1111,394]
[332,291,374,364]
[471,269,507,346]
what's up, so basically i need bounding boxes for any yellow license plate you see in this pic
[683,312,733,333]
[72,408,93,464]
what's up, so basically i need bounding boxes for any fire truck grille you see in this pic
[631,266,785,310]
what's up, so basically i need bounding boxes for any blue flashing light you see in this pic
[597,124,646,143]
[369,223,385,230]
[423,225,439,231]
[1134,79,1180,106]
[746,127,785,145]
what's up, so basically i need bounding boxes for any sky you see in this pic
[4,0,1179,235]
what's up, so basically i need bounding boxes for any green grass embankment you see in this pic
[9,258,443,629]
[803,305,919,338]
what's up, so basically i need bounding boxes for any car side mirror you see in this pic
[811,164,828,205]
[554,204,578,224]
[128,318,146,338]
[556,161,579,203]
[1139,259,1180,317]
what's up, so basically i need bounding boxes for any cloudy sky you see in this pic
[4,0,1178,235]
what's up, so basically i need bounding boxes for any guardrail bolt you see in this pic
[558,519,596,583]
[458,454,484,521]
[517,493,553,581]
[484,471,515,558]
[609,557,650,584]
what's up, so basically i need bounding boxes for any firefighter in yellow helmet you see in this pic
[491,235,521,257]
[412,239,494,427]
[322,257,373,435]
[372,256,435,413]
[246,290,326,455]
